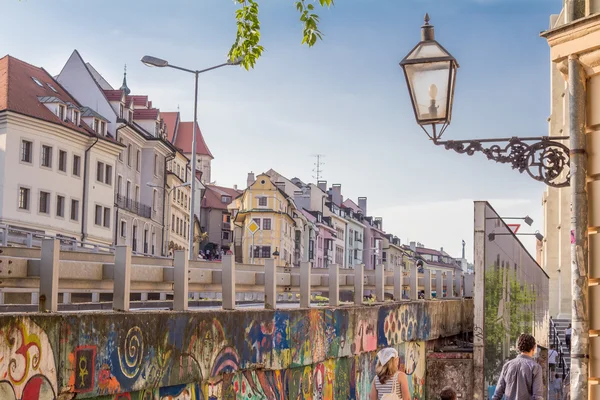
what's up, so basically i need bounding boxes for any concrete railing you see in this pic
[0,239,475,312]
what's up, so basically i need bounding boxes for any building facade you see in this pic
[342,199,365,269]
[200,184,242,253]
[165,150,191,255]
[383,235,404,272]
[0,55,122,246]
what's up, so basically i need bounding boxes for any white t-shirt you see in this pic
[549,349,558,364]
[566,328,572,335]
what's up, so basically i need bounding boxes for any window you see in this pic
[18,187,30,210]
[120,220,127,237]
[95,205,102,225]
[119,103,124,119]
[58,105,65,121]
[127,144,132,166]
[105,164,112,185]
[96,161,104,182]
[58,150,67,172]
[172,190,176,201]
[252,218,261,227]
[56,195,65,217]
[47,83,58,92]
[32,77,43,87]
[335,245,343,265]
[221,195,232,204]
[39,191,50,214]
[261,246,271,258]
[72,110,80,125]
[72,155,81,176]
[153,154,158,176]
[349,229,354,245]
[103,207,111,228]
[100,121,106,135]
[382,251,387,262]
[93,119,99,133]
[262,219,271,230]
[21,140,32,163]
[117,176,123,195]
[253,246,260,259]
[176,217,180,235]
[126,181,131,199]
[152,190,158,211]
[258,197,267,207]
[118,139,124,161]
[41,145,52,168]
[135,186,140,202]
[71,199,79,221]
[136,150,141,172]
[222,231,230,240]
[171,214,175,232]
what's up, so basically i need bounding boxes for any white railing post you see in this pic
[140,292,148,302]
[159,293,167,301]
[62,292,71,304]
[31,292,39,305]
[424,269,432,300]
[410,264,418,300]
[0,291,4,305]
[375,263,385,302]
[113,245,132,311]
[71,241,78,251]
[394,264,403,301]
[436,270,444,299]
[354,263,364,305]
[265,258,277,309]
[329,264,339,307]
[91,292,100,303]
[222,255,236,310]
[26,233,33,248]
[173,250,189,311]
[39,239,59,312]
[446,270,455,298]
[464,273,475,297]
[455,272,463,297]
[300,261,311,308]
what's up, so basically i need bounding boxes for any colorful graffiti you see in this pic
[0,300,471,399]
[0,319,57,400]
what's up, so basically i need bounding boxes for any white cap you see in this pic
[377,347,398,366]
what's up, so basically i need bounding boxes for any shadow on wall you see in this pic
[0,300,472,399]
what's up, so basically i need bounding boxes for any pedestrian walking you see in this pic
[551,373,562,400]
[491,333,544,400]
[548,345,558,373]
[369,347,411,400]
[440,386,457,400]
[565,324,572,351]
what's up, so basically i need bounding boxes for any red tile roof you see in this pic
[133,108,159,120]
[161,111,179,142]
[132,95,148,107]
[174,121,213,158]
[103,89,123,102]
[202,185,243,210]
[0,55,116,142]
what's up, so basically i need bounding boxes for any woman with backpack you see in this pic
[369,347,411,400]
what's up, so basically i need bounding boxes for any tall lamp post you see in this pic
[141,55,241,260]
[147,181,190,256]
[399,14,585,400]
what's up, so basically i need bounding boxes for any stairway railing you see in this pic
[550,317,567,380]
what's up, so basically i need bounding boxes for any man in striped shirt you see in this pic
[492,333,544,400]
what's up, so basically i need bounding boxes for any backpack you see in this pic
[381,373,401,400]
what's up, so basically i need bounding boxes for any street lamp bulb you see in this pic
[429,84,438,100]
[141,55,169,68]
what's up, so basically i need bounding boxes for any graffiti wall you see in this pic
[0,300,472,399]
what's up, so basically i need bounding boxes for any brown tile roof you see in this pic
[133,108,159,120]
[0,55,118,143]
[202,185,243,210]
[161,111,179,142]
[103,89,124,102]
[132,95,148,107]
[174,121,213,158]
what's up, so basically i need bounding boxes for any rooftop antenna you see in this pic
[312,154,325,181]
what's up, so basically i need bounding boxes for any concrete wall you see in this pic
[0,299,472,399]
[427,352,473,400]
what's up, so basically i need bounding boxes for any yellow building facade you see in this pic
[230,174,297,266]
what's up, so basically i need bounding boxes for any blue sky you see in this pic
[3,0,563,260]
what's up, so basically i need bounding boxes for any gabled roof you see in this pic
[103,89,124,102]
[133,108,159,120]
[174,121,213,158]
[202,185,243,210]
[342,198,361,213]
[80,106,109,121]
[132,95,148,107]
[0,55,116,142]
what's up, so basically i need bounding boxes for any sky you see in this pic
[2,0,563,262]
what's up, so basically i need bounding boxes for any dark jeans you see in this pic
[566,334,571,350]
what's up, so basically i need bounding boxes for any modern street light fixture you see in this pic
[399,14,571,188]
[486,215,534,226]
[141,55,240,260]
[488,231,544,242]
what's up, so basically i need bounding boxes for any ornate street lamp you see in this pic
[399,14,571,188]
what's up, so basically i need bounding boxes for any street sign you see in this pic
[247,220,260,235]
[507,224,520,234]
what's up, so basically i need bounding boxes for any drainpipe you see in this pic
[163,152,175,256]
[568,54,588,400]
[81,137,99,243]
[112,126,126,247]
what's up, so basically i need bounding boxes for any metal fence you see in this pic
[0,239,474,312]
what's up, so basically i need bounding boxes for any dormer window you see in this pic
[57,104,66,121]
[32,77,43,87]
[93,119,99,133]
[100,121,106,135]
[47,83,58,93]
[72,110,80,125]
[119,103,124,119]
[221,195,231,204]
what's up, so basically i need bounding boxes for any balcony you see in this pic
[115,194,152,219]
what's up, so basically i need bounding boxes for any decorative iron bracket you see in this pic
[434,136,570,188]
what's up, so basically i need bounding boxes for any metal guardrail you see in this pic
[0,224,169,259]
[115,193,152,219]
[0,239,475,312]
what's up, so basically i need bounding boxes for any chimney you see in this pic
[440,247,444,253]
[317,180,327,192]
[233,184,238,191]
[331,184,342,206]
[410,241,416,252]
[358,197,367,215]
[247,172,255,188]
[375,217,383,231]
